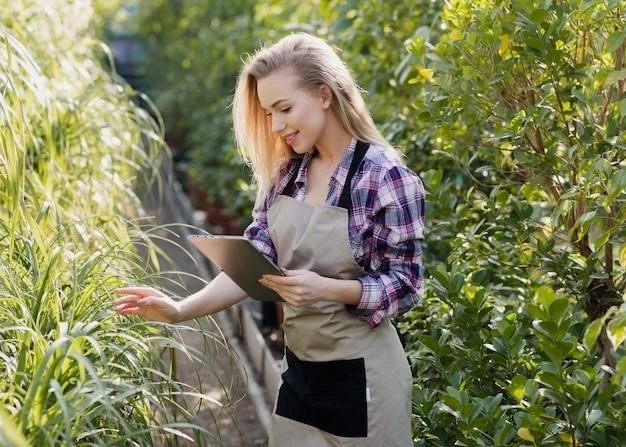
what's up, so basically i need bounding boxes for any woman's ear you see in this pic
[319,85,333,109]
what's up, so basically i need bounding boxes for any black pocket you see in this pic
[275,347,367,437]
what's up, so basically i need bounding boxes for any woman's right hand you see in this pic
[113,287,182,323]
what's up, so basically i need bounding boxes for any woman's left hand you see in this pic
[259,269,327,307]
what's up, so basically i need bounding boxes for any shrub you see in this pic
[402,0,626,444]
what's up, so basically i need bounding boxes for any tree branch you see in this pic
[605,208,614,281]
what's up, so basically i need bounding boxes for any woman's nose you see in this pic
[271,115,285,133]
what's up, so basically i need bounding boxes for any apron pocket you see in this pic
[276,347,367,437]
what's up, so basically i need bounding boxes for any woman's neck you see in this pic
[313,114,352,167]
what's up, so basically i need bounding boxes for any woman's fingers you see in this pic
[114,287,164,307]
[115,286,162,297]
[260,275,300,289]
[113,287,178,323]
[113,299,141,313]
[116,305,142,315]
[114,294,158,308]
[281,269,308,276]
[113,294,141,305]
[114,296,144,313]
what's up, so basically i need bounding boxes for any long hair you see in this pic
[232,33,396,191]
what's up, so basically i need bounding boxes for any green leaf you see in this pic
[608,170,626,197]
[568,253,588,269]
[437,402,461,419]
[529,8,548,24]
[593,230,611,250]
[607,314,626,349]
[508,375,527,402]
[533,320,559,339]
[534,285,556,308]
[604,69,626,86]
[430,263,449,286]
[583,318,604,351]
[548,298,571,324]
[615,356,626,380]
[607,31,626,53]
[537,339,575,365]
[587,158,611,175]
[577,210,597,227]
[538,387,562,403]
[619,244,626,267]
[616,98,626,117]
[495,425,517,445]
[588,409,603,426]
[419,335,441,355]
[536,370,563,391]
[420,168,442,190]
[0,407,29,447]
[517,427,535,442]
[527,303,549,320]
[450,272,465,295]
[575,210,598,242]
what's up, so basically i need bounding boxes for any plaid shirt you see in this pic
[244,138,425,327]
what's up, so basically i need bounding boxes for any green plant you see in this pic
[0,2,229,444]
[400,0,626,444]
[318,0,441,168]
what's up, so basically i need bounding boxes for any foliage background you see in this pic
[55,0,626,445]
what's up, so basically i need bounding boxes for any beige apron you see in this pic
[266,141,413,447]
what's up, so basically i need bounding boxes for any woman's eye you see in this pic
[281,107,291,113]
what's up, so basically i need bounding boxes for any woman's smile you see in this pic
[283,131,299,146]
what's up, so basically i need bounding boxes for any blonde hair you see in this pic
[233,33,396,190]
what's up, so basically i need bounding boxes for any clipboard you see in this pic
[187,234,285,302]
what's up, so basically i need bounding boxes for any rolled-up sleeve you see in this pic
[353,166,425,327]
[244,190,278,264]
[244,158,299,265]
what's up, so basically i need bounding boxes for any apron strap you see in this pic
[280,157,304,197]
[337,140,369,210]
[280,139,370,206]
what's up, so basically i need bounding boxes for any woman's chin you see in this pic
[290,142,312,155]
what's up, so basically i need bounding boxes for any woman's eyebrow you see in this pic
[270,98,288,108]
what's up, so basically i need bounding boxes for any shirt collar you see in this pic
[329,137,357,188]
[294,151,312,186]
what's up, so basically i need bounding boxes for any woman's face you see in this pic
[256,66,329,154]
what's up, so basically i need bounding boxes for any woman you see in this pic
[115,33,425,446]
